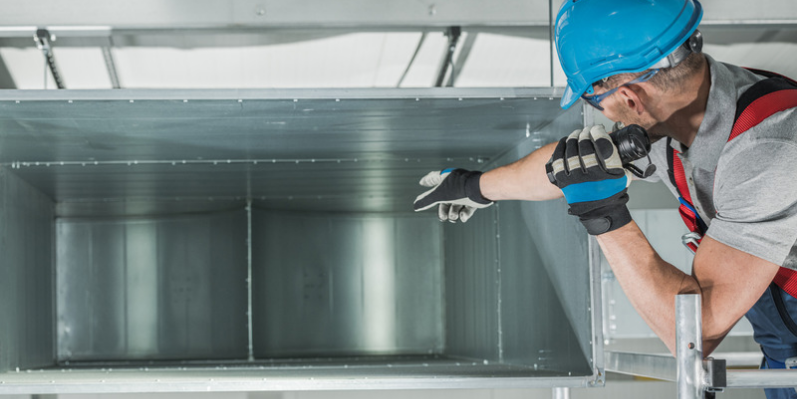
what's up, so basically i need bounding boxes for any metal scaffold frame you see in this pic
[607,294,797,399]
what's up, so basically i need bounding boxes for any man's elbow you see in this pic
[701,318,737,356]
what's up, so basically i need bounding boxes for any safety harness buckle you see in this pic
[681,232,702,254]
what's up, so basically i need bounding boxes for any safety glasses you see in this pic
[581,69,660,111]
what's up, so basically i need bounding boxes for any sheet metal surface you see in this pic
[0,89,562,213]
[483,106,598,369]
[443,207,501,362]
[0,358,586,394]
[496,200,592,375]
[0,169,55,372]
[252,210,444,357]
[56,210,249,361]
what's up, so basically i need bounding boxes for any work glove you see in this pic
[413,168,493,223]
[546,125,634,235]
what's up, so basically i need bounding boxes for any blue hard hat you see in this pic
[555,0,703,110]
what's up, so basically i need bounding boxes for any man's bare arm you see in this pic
[480,141,564,202]
[597,222,780,356]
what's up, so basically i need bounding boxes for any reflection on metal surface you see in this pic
[252,210,443,357]
[362,218,397,351]
[125,223,159,357]
[0,170,54,373]
[57,211,249,361]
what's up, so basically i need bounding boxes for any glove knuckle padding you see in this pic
[577,129,599,170]
[564,129,582,173]
[550,137,568,176]
[549,125,633,235]
[591,126,624,172]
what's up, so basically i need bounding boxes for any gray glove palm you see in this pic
[413,168,493,223]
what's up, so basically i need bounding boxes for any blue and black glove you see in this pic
[546,125,633,235]
[413,168,493,223]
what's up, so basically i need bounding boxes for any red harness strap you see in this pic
[669,147,703,253]
[668,70,797,298]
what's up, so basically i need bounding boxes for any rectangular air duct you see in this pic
[0,88,603,394]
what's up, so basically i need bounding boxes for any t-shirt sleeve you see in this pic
[707,137,797,268]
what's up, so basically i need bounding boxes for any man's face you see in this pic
[590,85,666,142]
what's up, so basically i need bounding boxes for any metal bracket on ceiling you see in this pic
[34,28,65,89]
[434,26,461,87]
[102,45,121,89]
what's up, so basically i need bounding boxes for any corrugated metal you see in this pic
[56,210,249,361]
[251,210,444,357]
[0,168,55,372]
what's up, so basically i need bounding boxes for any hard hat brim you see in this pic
[560,84,581,110]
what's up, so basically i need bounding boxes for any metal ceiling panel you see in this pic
[3,0,796,31]
[0,0,550,29]
[700,0,797,25]
[0,88,564,213]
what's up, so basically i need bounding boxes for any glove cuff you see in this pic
[462,170,493,205]
[568,192,632,235]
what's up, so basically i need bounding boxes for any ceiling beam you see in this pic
[101,46,121,89]
[0,54,15,89]
[0,0,549,29]
[0,0,794,31]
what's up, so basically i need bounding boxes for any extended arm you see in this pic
[598,223,780,355]
[480,141,564,202]
[413,141,564,222]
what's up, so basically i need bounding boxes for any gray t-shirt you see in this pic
[642,55,797,270]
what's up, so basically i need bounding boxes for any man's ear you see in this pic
[617,85,647,115]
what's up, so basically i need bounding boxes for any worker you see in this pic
[413,0,797,397]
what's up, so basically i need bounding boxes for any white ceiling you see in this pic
[1,32,560,90]
[1,30,796,90]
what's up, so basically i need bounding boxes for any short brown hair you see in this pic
[594,52,705,93]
